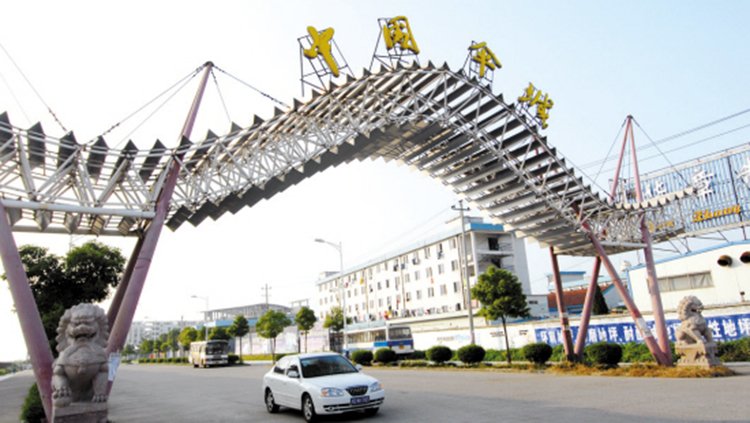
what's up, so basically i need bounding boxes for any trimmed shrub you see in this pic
[228,354,240,365]
[20,384,44,423]
[351,350,374,366]
[717,338,750,362]
[522,342,553,365]
[408,350,426,360]
[457,344,486,364]
[484,348,523,362]
[622,342,654,363]
[585,342,622,367]
[427,345,453,363]
[550,345,565,362]
[374,348,397,364]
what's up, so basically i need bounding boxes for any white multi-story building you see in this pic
[313,217,543,322]
[125,320,200,348]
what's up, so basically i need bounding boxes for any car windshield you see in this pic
[206,342,227,355]
[300,355,357,378]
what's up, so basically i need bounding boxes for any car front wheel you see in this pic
[265,389,279,413]
[302,394,317,422]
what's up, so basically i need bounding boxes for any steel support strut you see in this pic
[584,224,670,365]
[549,247,575,360]
[106,62,214,392]
[573,256,602,358]
[0,200,55,420]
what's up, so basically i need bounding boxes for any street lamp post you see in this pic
[315,238,347,354]
[191,295,209,341]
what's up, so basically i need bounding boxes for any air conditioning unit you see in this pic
[412,258,420,265]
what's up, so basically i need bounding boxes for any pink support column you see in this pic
[573,257,602,358]
[584,224,670,365]
[106,63,214,393]
[0,201,54,420]
[107,236,144,329]
[549,247,575,361]
[628,123,672,363]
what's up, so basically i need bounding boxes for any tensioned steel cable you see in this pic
[0,41,67,132]
[96,64,205,146]
[579,106,750,171]
[210,69,233,127]
[213,65,290,109]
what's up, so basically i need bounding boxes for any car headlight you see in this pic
[369,382,383,393]
[320,387,346,397]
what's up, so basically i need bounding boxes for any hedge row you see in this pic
[139,357,189,364]
[346,338,749,367]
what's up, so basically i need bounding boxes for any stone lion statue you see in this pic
[52,303,109,407]
[674,296,720,367]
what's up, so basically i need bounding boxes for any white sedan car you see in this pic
[262,352,385,422]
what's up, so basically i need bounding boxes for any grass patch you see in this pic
[548,362,735,378]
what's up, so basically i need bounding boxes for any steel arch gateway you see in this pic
[0,63,680,418]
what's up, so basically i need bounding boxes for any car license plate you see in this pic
[351,396,369,405]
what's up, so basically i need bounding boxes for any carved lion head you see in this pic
[676,295,704,321]
[55,303,109,353]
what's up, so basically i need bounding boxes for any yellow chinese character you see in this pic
[303,26,340,77]
[383,16,420,54]
[518,83,553,129]
[469,42,501,78]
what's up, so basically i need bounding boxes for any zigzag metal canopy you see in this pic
[0,62,679,256]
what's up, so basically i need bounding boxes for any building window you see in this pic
[529,300,538,304]
[440,284,448,296]
[657,272,714,292]
[377,282,382,290]
[404,273,410,283]
[385,279,390,288]
[406,292,412,301]
[378,298,383,307]
[453,281,460,293]
[416,290,422,300]
[424,246,431,259]
[451,260,459,271]
[438,264,445,275]
[449,238,457,249]
[414,270,421,281]
[427,287,435,298]
[426,267,433,277]
[370,300,374,308]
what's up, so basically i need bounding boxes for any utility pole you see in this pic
[452,200,475,345]
[261,284,271,312]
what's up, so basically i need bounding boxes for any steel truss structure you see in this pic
[0,62,703,418]
[0,62,689,255]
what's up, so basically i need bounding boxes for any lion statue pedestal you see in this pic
[51,303,109,423]
[674,296,721,368]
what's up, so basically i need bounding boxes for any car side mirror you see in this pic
[287,365,300,379]
[355,364,363,372]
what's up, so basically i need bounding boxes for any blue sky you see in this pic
[1,1,749,360]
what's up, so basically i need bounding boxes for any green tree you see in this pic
[471,266,530,364]
[228,315,250,360]
[122,344,136,357]
[166,328,180,354]
[256,310,291,362]
[323,306,350,333]
[208,326,231,341]
[295,306,318,353]
[178,327,198,352]
[139,339,153,357]
[159,341,170,354]
[6,242,125,350]
[592,284,609,315]
[195,327,207,341]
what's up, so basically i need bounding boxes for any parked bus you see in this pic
[189,340,229,368]
[345,323,414,356]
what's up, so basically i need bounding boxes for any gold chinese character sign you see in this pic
[382,16,420,54]
[518,82,553,129]
[468,42,501,78]
[303,26,340,77]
